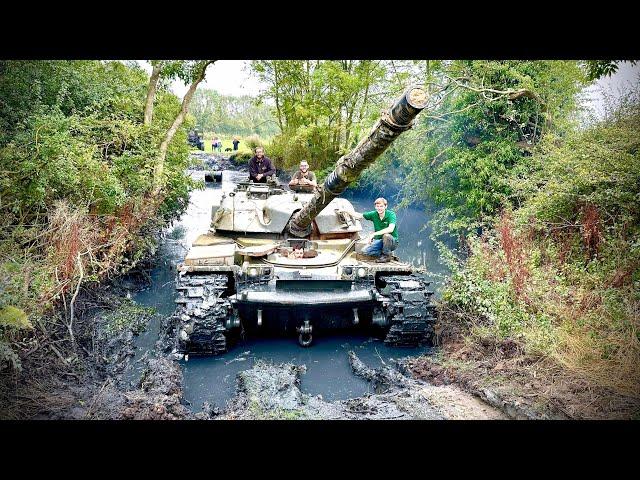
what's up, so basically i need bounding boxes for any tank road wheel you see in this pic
[174,273,235,355]
[378,274,436,347]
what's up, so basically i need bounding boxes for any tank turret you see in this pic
[288,85,429,237]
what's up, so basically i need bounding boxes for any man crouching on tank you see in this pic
[248,146,275,183]
[337,197,398,263]
[288,160,317,191]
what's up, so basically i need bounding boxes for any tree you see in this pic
[189,90,279,137]
[393,60,588,238]
[584,60,637,81]
[250,60,386,170]
[151,60,215,194]
[143,60,199,125]
[143,62,163,125]
[0,60,198,369]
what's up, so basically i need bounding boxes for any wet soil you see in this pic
[2,273,507,421]
[216,351,505,420]
[406,335,640,420]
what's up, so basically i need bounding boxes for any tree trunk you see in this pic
[152,61,214,195]
[273,62,284,134]
[144,63,162,125]
[344,96,356,149]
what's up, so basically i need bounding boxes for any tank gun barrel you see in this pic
[288,85,429,237]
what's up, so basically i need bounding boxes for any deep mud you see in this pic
[217,352,506,420]
[0,278,195,420]
[4,274,507,420]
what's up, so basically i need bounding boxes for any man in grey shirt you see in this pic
[289,160,317,191]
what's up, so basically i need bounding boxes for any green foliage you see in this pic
[0,61,194,226]
[584,60,637,81]
[442,236,557,356]
[398,60,588,238]
[229,151,253,166]
[103,300,156,335]
[513,88,640,232]
[0,306,32,331]
[154,60,214,86]
[244,134,264,151]
[441,90,640,395]
[267,125,338,171]
[0,60,198,352]
[190,89,279,138]
[0,301,33,374]
[251,60,386,170]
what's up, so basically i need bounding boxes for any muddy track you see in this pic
[215,352,506,420]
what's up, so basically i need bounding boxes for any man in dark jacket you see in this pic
[248,147,276,183]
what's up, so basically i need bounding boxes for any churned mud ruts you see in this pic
[217,352,506,420]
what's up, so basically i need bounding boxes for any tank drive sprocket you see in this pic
[175,273,234,355]
[379,274,436,347]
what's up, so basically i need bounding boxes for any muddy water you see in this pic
[128,167,449,412]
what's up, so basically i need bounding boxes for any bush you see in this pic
[0,60,196,360]
[229,151,253,166]
[267,125,340,172]
[244,134,264,151]
[441,91,640,396]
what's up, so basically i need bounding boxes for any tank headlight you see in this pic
[248,267,259,277]
[343,266,353,276]
[357,267,367,278]
[263,268,271,276]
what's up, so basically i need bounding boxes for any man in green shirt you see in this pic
[339,197,398,263]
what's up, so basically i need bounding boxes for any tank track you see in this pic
[175,273,233,355]
[379,274,436,347]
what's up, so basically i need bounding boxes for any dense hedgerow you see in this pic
[0,61,198,370]
[441,91,640,396]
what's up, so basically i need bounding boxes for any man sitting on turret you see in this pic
[248,147,276,183]
[338,197,398,263]
[288,160,317,191]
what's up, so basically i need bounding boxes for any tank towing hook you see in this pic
[297,320,313,347]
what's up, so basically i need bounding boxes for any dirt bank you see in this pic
[406,334,640,420]
[0,257,200,420]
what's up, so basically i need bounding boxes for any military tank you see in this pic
[187,127,205,151]
[171,85,436,355]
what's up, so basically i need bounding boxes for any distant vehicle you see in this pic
[171,86,436,355]
[188,128,205,151]
[204,170,223,183]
